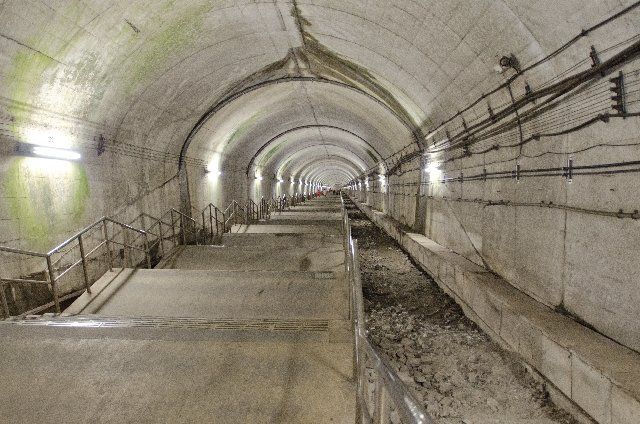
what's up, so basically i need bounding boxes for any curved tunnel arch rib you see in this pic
[292,156,363,183]
[308,167,356,183]
[179,76,424,171]
[301,166,356,185]
[278,149,366,175]
[246,125,386,176]
[269,144,370,179]
[281,150,365,179]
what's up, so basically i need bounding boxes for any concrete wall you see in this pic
[0,130,180,279]
[359,107,640,354]
[351,197,640,424]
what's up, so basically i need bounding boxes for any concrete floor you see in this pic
[230,224,343,235]
[0,324,355,424]
[157,244,345,272]
[0,197,355,423]
[64,268,349,320]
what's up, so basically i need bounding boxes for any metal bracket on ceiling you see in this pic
[564,156,574,183]
[513,162,521,182]
[524,82,535,104]
[461,115,468,133]
[610,71,627,117]
[487,103,496,122]
[590,45,601,68]
[590,45,607,77]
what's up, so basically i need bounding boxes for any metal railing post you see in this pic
[222,211,227,233]
[170,210,177,246]
[158,219,165,257]
[77,234,92,294]
[180,215,186,245]
[209,205,214,239]
[143,232,151,269]
[123,229,131,267]
[0,283,9,317]
[46,256,60,314]
[102,220,113,272]
[201,210,206,243]
[373,379,390,424]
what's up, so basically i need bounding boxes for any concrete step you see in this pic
[64,268,350,321]
[0,322,355,423]
[230,224,342,235]
[268,211,342,221]
[220,233,343,248]
[157,245,345,272]
[284,206,342,212]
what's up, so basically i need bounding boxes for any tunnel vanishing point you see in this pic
[0,1,639,423]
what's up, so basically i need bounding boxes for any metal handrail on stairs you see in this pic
[0,204,215,318]
[0,195,309,318]
[341,195,433,424]
[0,217,152,317]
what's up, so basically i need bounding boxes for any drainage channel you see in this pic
[344,201,580,424]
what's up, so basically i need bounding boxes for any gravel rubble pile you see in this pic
[347,205,580,424]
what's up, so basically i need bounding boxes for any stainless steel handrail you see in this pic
[170,209,201,245]
[341,194,433,424]
[0,216,154,318]
[1,195,288,318]
[199,203,227,239]
[223,200,247,229]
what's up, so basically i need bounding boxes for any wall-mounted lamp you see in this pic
[27,145,81,161]
[425,162,441,174]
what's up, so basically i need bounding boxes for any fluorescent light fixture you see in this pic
[33,146,81,161]
[277,178,284,183]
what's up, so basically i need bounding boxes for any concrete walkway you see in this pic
[0,195,355,423]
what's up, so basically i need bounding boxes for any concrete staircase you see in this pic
[0,196,356,423]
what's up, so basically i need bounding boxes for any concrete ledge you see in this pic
[351,198,640,424]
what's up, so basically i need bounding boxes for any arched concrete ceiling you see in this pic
[257,136,378,179]
[301,159,362,185]
[248,125,384,174]
[186,80,407,181]
[280,145,367,180]
[1,0,635,187]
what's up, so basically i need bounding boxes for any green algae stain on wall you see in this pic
[122,1,211,95]
[5,49,57,134]
[225,112,264,148]
[4,158,90,250]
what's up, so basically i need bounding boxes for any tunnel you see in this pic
[0,1,639,423]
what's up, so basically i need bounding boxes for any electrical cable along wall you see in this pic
[355,63,640,217]
[348,4,640,354]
